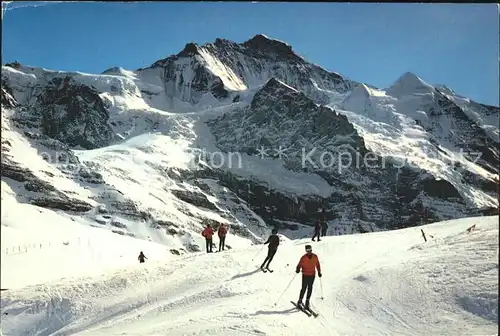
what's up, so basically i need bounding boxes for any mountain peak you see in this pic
[386,72,434,98]
[177,42,200,57]
[213,38,238,48]
[242,34,295,56]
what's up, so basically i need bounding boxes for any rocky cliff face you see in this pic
[36,76,114,149]
[421,90,498,174]
[2,66,115,149]
[208,78,366,160]
[207,78,472,230]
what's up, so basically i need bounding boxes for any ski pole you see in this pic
[293,232,311,245]
[251,243,265,261]
[277,252,290,267]
[273,273,297,306]
[320,277,324,300]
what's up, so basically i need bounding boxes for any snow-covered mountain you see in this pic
[1,34,498,252]
[137,34,356,108]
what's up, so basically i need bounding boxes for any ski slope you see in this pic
[1,198,498,336]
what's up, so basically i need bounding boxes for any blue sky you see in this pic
[2,2,499,106]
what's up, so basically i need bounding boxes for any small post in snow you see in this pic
[466,224,476,233]
[420,229,427,243]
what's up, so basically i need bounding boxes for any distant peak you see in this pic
[242,34,295,56]
[177,42,200,57]
[4,61,22,69]
[394,72,433,89]
[399,71,420,81]
[213,38,238,47]
[102,66,124,74]
[386,72,434,98]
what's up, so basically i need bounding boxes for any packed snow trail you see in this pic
[1,216,498,335]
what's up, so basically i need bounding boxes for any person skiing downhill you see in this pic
[218,223,228,251]
[260,228,280,271]
[138,251,147,263]
[202,224,215,253]
[295,244,322,310]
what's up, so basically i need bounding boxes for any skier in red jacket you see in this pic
[201,224,214,253]
[295,244,322,309]
[218,223,228,251]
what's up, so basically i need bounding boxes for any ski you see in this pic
[290,301,311,317]
[304,306,319,318]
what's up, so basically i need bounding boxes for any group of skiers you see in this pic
[201,222,228,252]
[137,208,328,309]
[260,224,322,310]
[312,208,328,241]
[198,208,329,255]
[196,208,327,308]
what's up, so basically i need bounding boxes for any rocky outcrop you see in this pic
[4,74,115,150]
[36,77,114,149]
[30,197,93,212]
[171,189,218,210]
[0,85,18,108]
[192,168,325,227]
[1,155,93,213]
[208,78,366,166]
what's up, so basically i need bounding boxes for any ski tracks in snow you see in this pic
[1,217,498,335]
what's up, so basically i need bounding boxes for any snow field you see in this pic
[1,215,497,335]
[1,195,175,291]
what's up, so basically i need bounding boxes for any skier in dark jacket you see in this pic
[321,221,328,236]
[260,228,280,271]
[138,251,147,263]
[312,219,321,241]
[319,208,328,236]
